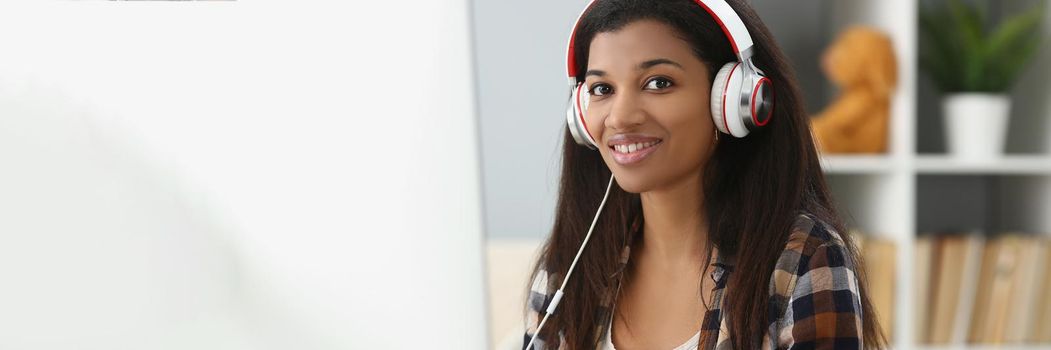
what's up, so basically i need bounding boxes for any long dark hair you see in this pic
[527,0,886,349]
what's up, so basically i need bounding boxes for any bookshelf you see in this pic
[805,1,1051,349]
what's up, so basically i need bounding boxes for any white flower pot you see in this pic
[941,93,1011,162]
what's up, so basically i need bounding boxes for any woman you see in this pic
[522,0,887,349]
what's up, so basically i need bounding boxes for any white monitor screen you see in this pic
[0,2,488,349]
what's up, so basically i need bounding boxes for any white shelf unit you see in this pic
[916,346,1051,350]
[914,155,1051,174]
[821,155,899,174]
[809,1,1051,349]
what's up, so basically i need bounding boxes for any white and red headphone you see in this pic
[565,0,775,150]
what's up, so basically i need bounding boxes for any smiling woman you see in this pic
[522,0,887,349]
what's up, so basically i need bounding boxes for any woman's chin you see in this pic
[611,175,651,194]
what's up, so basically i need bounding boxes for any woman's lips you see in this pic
[610,140,662,165]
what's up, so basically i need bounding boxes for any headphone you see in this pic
[564,0,774,150]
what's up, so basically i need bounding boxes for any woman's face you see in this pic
[584,19,717,194]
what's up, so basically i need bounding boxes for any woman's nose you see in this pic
[603,93,645,131]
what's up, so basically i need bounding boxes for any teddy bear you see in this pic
[811,26,898,154]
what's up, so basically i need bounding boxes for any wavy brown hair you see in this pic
[526,0,887,349]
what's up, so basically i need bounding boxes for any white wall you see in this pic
[472,0,586,239]
[0,2,487,349]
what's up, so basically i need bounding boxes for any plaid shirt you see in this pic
[524,212,864,349]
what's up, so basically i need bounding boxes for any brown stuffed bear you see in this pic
[811,26,898,154]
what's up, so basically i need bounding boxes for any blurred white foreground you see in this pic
[0,2,487,349]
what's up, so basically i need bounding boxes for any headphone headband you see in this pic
[563,0,773,146]
[565,0,755,85]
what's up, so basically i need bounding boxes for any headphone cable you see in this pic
[524,173,616,349]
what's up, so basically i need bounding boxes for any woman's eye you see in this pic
[589,84,612,96]
[644,77,674,90]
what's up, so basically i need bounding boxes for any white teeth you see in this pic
[612,141,659,154]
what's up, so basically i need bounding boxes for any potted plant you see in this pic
[919,0,1046,162]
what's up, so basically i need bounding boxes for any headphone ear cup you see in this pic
[566,83,598,149]
[579,84,590,117]
[748,75,774,128]
[706,61,739,136]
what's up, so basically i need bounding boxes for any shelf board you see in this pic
[916,345,1051,350]
[915,155,1051,175]
[820,155,896,174]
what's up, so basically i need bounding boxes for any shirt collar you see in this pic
[709,247,733,284]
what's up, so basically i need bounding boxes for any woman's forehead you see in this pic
[587,20,697,71]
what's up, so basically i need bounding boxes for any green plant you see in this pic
[919,0,1046,92]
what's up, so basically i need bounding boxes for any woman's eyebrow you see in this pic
[584,58,684,78]
[585,69,606,78]
[639,58,683,70]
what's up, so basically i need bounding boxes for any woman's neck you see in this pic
[637,173,709,268]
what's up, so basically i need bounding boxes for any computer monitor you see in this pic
[0,2,489,349]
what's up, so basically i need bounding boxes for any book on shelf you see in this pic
[925,234,983,344]
[1035,240,1051,343]
[849,229,897,342]
[915,236,934,342]
[916,232,1051,345]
